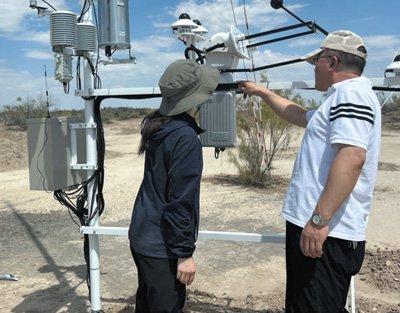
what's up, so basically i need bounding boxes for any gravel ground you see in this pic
[359,248,400,293]
[1,121,400,313]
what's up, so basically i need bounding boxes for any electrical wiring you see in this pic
[40,0,56,11]
[36,116,51,192]
[35,65,52,194]
[78,0,91,22]
[90,0,102,89]
[242,0,257,82]
[76,57,82,90]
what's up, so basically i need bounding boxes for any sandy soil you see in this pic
[0,119,399,313]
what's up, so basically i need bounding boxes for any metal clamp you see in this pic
[69,122,97,129]
[70,164,98,170]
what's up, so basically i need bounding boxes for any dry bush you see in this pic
[0,95,52,130]
[228,90,303,187]
[100,107,153,123]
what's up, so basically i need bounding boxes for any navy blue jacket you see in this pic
[129,113,203,258]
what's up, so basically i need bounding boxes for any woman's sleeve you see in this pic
[161,134,203,258]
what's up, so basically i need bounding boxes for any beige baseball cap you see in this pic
[303,30,367,64]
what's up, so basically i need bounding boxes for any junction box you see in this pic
[199,91,236,149]
[27,117,88,191]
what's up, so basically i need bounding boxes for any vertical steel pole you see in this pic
[350,276,356,313]
[186,34,196,60]
[81,1,101,312]
[85,59,101,313]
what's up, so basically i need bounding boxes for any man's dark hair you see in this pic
[330,46,367,74]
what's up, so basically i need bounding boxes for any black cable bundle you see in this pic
[52,97,106,300]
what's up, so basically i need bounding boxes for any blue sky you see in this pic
[0,0,399,109]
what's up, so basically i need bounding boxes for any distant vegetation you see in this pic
[0,95,153,131]
[377,92,400,129]
[1,92,399,133]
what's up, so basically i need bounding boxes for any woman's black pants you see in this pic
[130,247,186,313]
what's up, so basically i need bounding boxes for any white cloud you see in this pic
[0,0,70,44]
[362,35,400,64]
[25,49,53,60]
[364,35,400,49]
[249,48,311,81]
[352,16,375,23]
[168,0,303,37]
[0,61,83,109]
[0,64,49,105]
[0,2,33,33]
[152,22,171,29]
[132,35,177,55]
[20,31,50,45]
[288,37,321,48]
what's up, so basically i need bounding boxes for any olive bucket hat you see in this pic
[158,59,220,116]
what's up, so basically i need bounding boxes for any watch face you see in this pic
[312,214,323,225]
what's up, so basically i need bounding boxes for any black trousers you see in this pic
[130,247,186,313]
[285,222,365,313]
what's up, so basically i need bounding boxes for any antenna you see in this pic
[44,65,50,118]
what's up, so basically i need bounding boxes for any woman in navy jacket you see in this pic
[129,59,220,312]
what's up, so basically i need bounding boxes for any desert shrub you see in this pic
[0,95,54,130]
[376,92,400,128]
[379,94,400,114]
[0,99,155,130]
[306,98,321,109]
[100,107,153,123]
[228,90,302,187]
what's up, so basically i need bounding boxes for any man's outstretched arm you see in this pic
[239,81,308,128]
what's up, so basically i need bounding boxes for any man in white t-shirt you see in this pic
[240,30,381,313]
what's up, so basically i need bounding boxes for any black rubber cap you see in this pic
[179,13,191,20]
[271,0,283,9]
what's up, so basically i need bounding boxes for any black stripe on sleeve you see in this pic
[330,114,374,125]
[330,103,373,113]
[330,107,374,119]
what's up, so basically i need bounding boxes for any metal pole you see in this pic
[246,30,315,49]
[350,276,356,313]
[81,1,101,311]
[84,57,101,313]
[186,34,196,61]
[239,21,313,41]
[221,58,304,73]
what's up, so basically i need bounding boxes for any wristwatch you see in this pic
[311,212,329,227]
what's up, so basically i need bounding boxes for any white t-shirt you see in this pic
[282,76,381,241]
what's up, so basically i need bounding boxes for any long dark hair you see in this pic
[138,110,171,155]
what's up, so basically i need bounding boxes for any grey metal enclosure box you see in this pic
[199,92,236,148]
[27,117,87,191]
[98,0,131,50]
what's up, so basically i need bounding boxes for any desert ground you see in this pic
[0,118,399,313]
